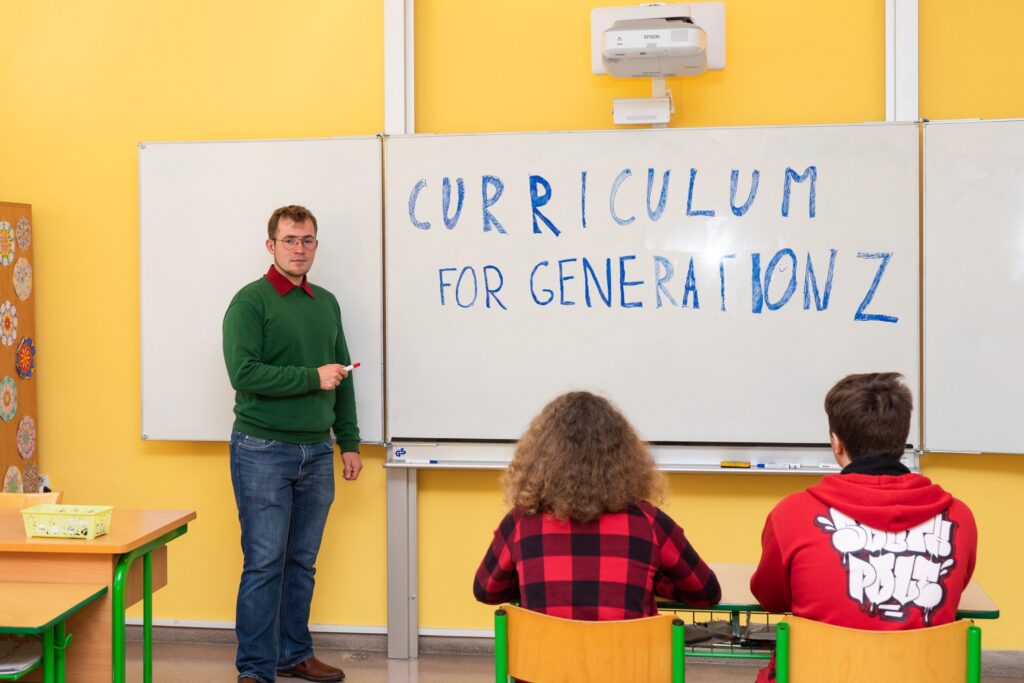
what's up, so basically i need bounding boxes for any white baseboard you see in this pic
[124,617,386,635]
[418,628,492,638]
[123,618,492,638]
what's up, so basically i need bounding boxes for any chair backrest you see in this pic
[0,491,63,509]
[776,616,982,683]
[495,604,684,683]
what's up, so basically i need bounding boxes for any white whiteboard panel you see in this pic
[140,138,383,442]
[385,125,920,444]
[924,119,1024,453]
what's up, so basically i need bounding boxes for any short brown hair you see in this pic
[502,391,664,523]
[268,205,318,239]
[824,373,912,460]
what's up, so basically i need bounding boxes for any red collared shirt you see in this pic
[265,265,316,298]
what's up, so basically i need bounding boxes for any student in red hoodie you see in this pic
[474,391,721,620]
[750,372,978,681]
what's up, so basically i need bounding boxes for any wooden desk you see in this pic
[657,563,998,661]
[958,580,1000,620]
[0,583,107,683]
[0,510,196,683]
[702,562,999,620]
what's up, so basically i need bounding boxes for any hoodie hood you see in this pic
[806,473,953,531]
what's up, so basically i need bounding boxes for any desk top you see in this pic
[0,582,108,633]
[660,563,999,619]
[708,563,759,608]
[0,509,196,554]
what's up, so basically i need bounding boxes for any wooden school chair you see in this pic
[0,492,62,509]
[775,615,982,683]
[493,604,685,683]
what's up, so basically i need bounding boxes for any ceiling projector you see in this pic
[601,16,707,78]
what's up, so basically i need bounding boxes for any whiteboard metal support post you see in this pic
[386,460,418,659]
[385,0,419,658]
[885,0,919,122]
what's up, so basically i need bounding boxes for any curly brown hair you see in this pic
[502,391,664,523]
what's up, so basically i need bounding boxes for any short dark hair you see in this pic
[268,205,318,239]
[824,372,912,460]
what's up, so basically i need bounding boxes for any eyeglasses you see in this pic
[274,236,318,250]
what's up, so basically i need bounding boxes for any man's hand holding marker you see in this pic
[317,361,360,390]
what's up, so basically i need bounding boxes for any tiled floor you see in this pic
[128,641,762,682]
[128,641,1024,682]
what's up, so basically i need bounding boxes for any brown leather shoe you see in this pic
[237,678,261,683]
[277,656,345,682]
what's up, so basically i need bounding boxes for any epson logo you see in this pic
[643,34,660,39]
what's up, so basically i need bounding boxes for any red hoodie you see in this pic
[750,473,977,681]
[752,473,976,627]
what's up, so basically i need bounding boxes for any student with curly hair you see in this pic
[473,391,720,619]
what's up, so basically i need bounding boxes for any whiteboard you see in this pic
[140,138,383,442]
[924,119,1024,453]
[385,124,920,444]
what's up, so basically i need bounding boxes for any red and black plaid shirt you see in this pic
[473,501,721,620]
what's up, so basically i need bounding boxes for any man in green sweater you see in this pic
[223,205,360,683]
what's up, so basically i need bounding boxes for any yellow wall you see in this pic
[1,0,1021,652]
[0,0,387,627]
[416,0,885,132]
[920,0,1024,120]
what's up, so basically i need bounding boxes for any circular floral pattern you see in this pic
[12,259,31,301]
[17,415,35,459]
[0,302,17,346]
[22,461,40,494]
[3,466,22,493]
[0,376,16,421]
[15,337,34,379]
[15,217,31,252]
[0,222,13,266]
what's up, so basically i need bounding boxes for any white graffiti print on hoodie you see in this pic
[815,507,956,623]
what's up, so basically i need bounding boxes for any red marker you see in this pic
[344,362,361,372]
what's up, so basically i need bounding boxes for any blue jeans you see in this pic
[230,430,335,683]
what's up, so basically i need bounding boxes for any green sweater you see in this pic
[222,276,360,451]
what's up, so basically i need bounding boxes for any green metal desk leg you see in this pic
[729,610,742,638]
[112,558,127,683]
[42,626,54,683]
[112,525,188,683]
[144,552,152,683]
[54,621,66,683]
